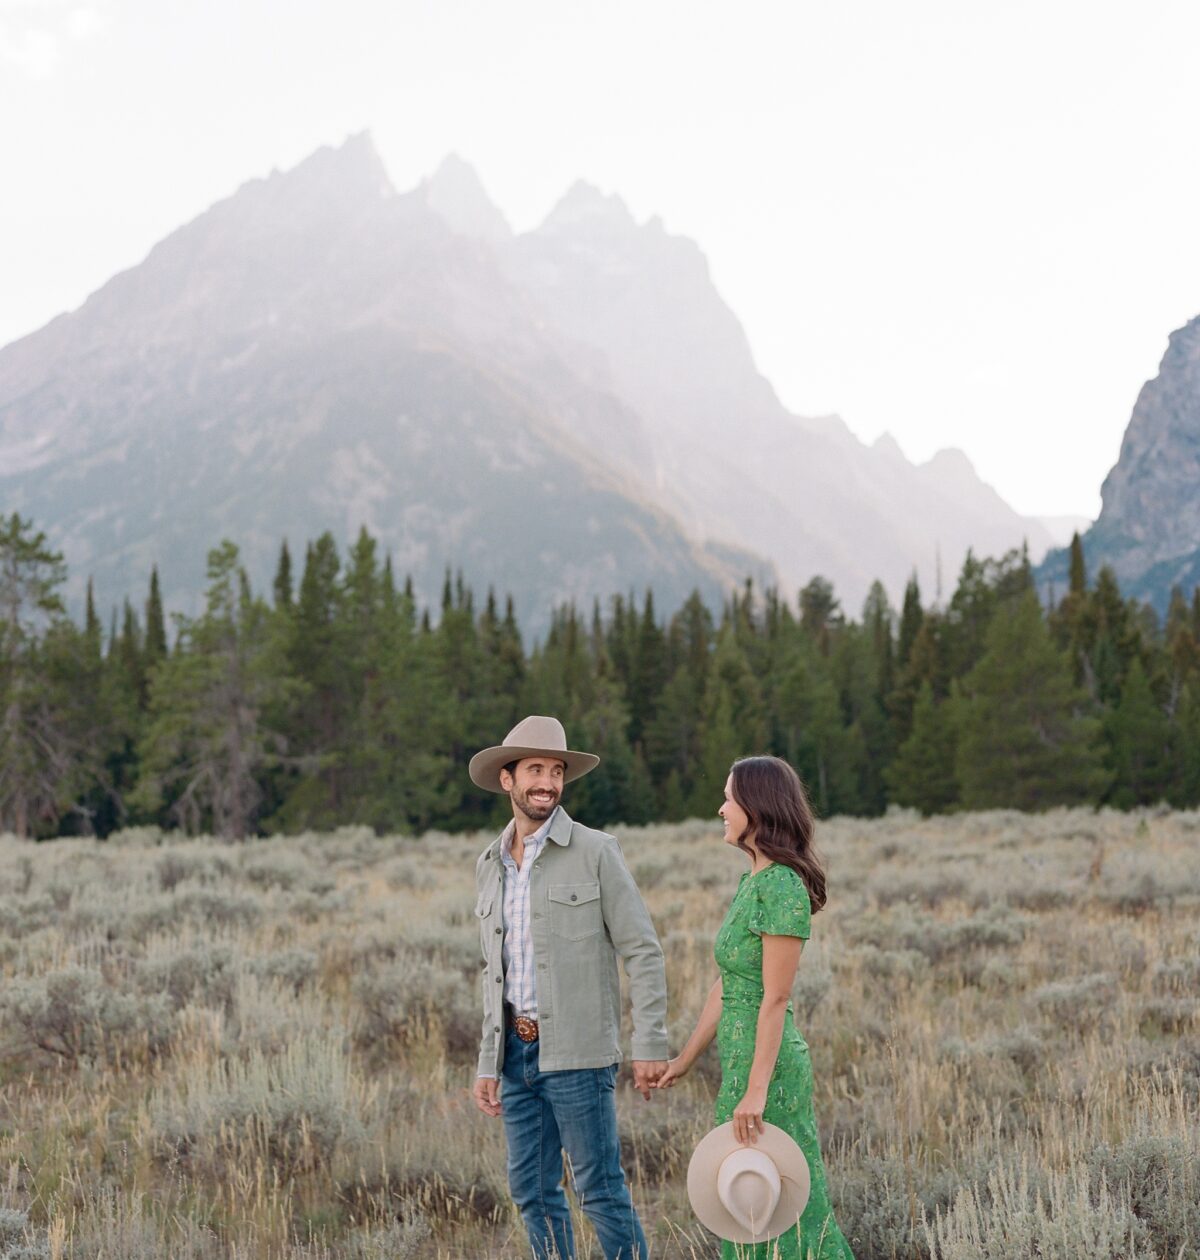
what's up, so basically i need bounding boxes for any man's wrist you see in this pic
[631,1044,670,1062]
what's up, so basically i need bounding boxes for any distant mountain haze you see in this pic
[2,132,1054,629]
[504,168,1055,609]
[1039,313,1200,612]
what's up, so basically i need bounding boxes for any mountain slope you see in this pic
[509,184,1054,611]
[0,136,763,631]
[1038,314,1200,611]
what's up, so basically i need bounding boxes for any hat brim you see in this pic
[687,1122,811,1245]
[468,745,600,793]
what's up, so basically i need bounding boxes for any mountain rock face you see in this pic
[507,180,1053,610]
[2,133,1050,631]
[1039,315,1200,611]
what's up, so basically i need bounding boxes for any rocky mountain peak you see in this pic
[262,131,394,204]
[539,180,636,234]
[420,154,511,242]
[872,432,907,461]
[924,447,979,481]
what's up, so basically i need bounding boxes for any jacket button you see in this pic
[495,976,502,983]
[495,927,502,934]
[494,1025,500,1033]
[570,893,578,901]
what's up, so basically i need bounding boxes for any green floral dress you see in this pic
[713,863,855,1260]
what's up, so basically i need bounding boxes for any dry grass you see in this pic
[0,809,1197,1258]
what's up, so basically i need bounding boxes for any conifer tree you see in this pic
[1169,682,1200,808]
[799,577,841,655]
[831,622,891,814]
[688,626,767,815]
[53,577,129,834]
[896,574,923,669]
[118,600,146,709]
[943,551,996,678]
[955,589,1108,809]
[773,638,850,816]
[278,533,347,825]
[144,567,168,669]
[0,514,74,837]
[85,579,99,641]
[629,590,667,745]
[133,542,289,838]
[273,541,294,611]
[1068,532,1087,596]
[1104,658,1171,808]
[1165,586,1200,689]
[889,614,945,744]
[885,681,958,814]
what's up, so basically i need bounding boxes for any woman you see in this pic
[657,756,855,1259]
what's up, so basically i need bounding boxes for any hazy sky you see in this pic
[4,0,1200,520]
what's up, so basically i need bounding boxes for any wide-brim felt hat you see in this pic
[469,715,600,793]
[687,1122,810,1245]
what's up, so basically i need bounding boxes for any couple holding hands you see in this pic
[470,716,856,1260]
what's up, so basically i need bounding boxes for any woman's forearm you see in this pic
[677,977,723,1066]
[747,994,789,1091]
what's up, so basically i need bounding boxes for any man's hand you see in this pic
[631,1060,668,1101]
[473,1075,502,1117]
[654,1055,691,1089]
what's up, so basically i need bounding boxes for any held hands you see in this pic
[472,1076,502,1118]
[652,1055,693,1090]
[731,1084,768,1145]
[631,1060,668,1100]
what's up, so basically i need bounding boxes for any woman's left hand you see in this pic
[731,1084,768,1144]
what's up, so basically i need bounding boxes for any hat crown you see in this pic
[716,1149,782,1237]
[503,715,568,753]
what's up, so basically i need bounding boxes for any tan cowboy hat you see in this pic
[687,1122,811,1245]
[469,715,600,793]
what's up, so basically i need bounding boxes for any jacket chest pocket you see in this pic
[475,896,495,952]
[548,883,602,941]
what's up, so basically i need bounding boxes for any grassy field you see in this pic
[0,809,1197,1259]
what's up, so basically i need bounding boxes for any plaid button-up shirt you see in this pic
[499,808,557,1017]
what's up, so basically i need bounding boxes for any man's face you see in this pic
[500,757,567,822]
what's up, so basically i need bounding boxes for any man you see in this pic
[470,714,669,1260]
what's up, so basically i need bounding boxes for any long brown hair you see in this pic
[729,756,827,913]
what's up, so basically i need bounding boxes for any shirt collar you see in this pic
[499,801,559,861]
[500,806,559,863]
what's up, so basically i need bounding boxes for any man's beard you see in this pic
[512,785,559,822]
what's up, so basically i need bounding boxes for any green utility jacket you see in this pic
[474,807,669,1076]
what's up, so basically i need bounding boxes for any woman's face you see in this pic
[719,773,752,850]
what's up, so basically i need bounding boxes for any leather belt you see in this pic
[505,1005,539,1043]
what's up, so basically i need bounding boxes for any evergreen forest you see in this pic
[3,512,1200,840]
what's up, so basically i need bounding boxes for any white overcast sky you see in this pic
[4,0,1200,520]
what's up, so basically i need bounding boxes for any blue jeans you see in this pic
[501,1027,649,1260]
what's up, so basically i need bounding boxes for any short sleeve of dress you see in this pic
[747,866,812,940]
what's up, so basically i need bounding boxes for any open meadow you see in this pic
[0,809,1198,1259]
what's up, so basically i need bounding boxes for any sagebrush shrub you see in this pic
[1087,1132,1200,1259]
[137,945,238,1012]
[247,948,319,994]
[1,966,172,1063]
[925,1163,1156,1260]
[1031,973,1117,1034]
[353,958,477,1059]
[153,1032,372,1176]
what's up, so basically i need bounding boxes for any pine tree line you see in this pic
[3,514,1199,839]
